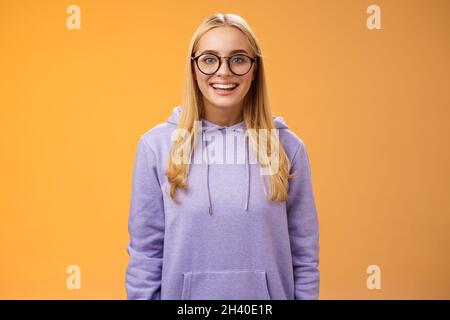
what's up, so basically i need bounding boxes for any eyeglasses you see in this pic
[191,53,257,76]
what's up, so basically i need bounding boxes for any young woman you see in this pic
[125,13,320,300]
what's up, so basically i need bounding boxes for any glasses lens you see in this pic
[197,54,219,74]
[229,55,252,75]
[197,54,253,75]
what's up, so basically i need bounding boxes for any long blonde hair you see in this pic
[165,13,296,205]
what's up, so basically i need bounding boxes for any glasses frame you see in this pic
[191,53,258,76]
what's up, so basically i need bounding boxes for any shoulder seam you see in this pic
[139,135,159,168]
[289,142,302,171]
[139,135,163,187]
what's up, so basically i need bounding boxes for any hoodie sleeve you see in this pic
[125,136,165,300]
[286,140,320,300]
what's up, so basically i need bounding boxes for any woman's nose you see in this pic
[216,58,233,76]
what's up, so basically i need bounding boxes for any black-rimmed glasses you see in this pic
[191,53,257,76]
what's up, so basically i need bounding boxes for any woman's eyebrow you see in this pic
[198,49,249,55]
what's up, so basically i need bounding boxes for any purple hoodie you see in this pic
[125,105,320,300]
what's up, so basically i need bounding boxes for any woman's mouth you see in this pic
[209,83,239,96]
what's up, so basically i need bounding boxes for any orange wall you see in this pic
[0,0,449,299]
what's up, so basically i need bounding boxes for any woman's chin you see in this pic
[206,97,241,109]
[212,102,240,109]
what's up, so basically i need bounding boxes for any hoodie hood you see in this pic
[166,105,288,216]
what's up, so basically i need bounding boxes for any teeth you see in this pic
[211,83,237,89]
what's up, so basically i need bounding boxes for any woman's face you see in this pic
[193,26,257,113]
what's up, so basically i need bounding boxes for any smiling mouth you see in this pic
[209,83,239,94]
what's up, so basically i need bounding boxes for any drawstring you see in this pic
[203,130,213,216]
[202,126,251,216]
[244,134,250,211]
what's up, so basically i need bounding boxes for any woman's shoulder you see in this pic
[276,126,307,161]
[138,121,178,153]
[272,114,306,154]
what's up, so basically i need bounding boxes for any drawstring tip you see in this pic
[244,202,249,212]
[208,207,213,216]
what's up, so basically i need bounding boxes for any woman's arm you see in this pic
[125,136,165,299]
[286,140,320,300]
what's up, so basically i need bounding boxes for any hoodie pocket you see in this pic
[180,270,272,300]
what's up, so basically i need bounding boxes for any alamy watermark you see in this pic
[367,4,382,30]
[66,264,81,290]
[66,5,81,30]
[171,121,280,175]
[366,264,382,290]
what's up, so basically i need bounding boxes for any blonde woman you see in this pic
[125,13,320,300]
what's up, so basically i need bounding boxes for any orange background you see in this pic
[1,0,449,299]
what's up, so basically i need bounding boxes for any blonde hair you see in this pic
[165,13,296,205]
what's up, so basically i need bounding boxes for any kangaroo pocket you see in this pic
[180,270,272,300]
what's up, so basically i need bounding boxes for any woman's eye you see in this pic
[231,56,244,63]
[202,56,217,64]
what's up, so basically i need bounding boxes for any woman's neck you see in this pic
[202,103,244,127]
